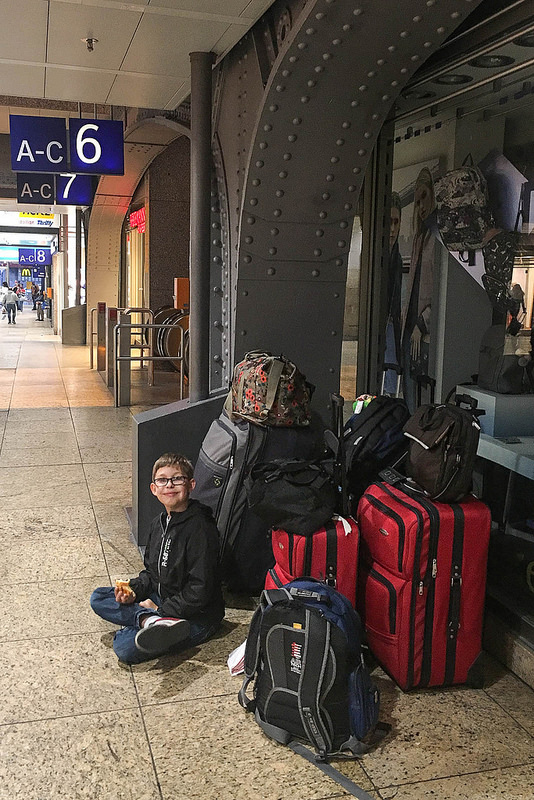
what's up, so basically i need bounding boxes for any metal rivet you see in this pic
[331,156,339,163]
[342,121,351,128]
[323,53,332,60]
[259,142,268,149]
[269,247,277,255]
[273,209,282,217]
[326,174,334,181]
[288,134,297,142]
[424,41,432,48]
[247,217,255,224]
[312,269,320,276]
[293,118,302,125]
[382,94,390,101]
[267,268,276,275]
[343,24,352,31]
[306,27,315,35]
[313,250,321,257]
[240,330,247,335]
[244,255,252,263]
[242,290,248,296]
[359,84,367,92]
[282,69,291,77]
[340,221,348,229]
[276,85,285,92]
[213,255,222,264]
[250,198,258,206]
[437,26,445,33]
[298,42,307,50]
[255,160,264,168]
[283,153,292,160]
[336,138,345,145]
[426,0,435,5]
[301,96,310,103]
[289,55,298,63]
[337,240,346,248]
[411,55,420,61]
[322,193,330,200]
[269,104,278,111]
[315,65,324,73]
[353,8,362,15]
[276,190,284,197]
[279,171,288,178]
[308,80,317,87]
[333,38,342,45]
[245,236,253,244]
[391,80,399,87]
[348,185,356,192]
[401,67,408,74]
[358,148,366,156]
[331,331,337,336]
[319,211,327,219]
[451,11,460,18]
[316,12,325,19]
[334,292,340,298]
[336,259,343,266]
[344,203,352,211]
[368,70,376,78]
[353,166,361,174]
[388,45,396,52]
[400,30,409,38]
[271,228,279,236]
[316,229,324,237]
[377,59,385,66]
[413,15,421,22]
[252,178,260,186]
[351,100,359,107]
[263,124,272,132]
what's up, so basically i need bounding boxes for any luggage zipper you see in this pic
[213,419,238,521]
[444,504,465,685]
[220,423,265,555]
[362,492,406,573]
[379,484,426,690]
[369,568,397,633]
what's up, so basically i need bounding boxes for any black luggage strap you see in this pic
[298,610,334,759]
[289,742,377,799]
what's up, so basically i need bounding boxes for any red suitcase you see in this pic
[357,481,490,690]
[265,516,359,608]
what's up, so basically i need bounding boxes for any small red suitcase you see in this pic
[265,516,359,608]
[357,480,490,690]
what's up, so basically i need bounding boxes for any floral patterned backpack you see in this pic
[228,351,312,426]
[435,165,494,251]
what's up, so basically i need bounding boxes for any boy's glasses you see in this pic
[153,476,189,487]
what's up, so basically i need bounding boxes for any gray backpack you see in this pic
[435,166,494,251]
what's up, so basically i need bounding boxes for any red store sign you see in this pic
[129,207,146,234]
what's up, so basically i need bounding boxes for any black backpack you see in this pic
[238,579,385,762]
[403,395,482,502]
[344,396,410,503]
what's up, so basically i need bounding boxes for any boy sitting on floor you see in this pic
[90,453,224,664]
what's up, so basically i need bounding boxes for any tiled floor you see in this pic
[1,309,533,800]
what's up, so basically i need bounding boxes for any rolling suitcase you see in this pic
[357,478,491,691]
[265,516,359,608]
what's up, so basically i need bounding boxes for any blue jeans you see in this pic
[90,586,220,664]
[6,303,16,323]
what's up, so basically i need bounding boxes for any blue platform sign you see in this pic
[19,247,52,266]
[16,173,55,204]
[10,116,67,172]
[56,173,96,205]
[69,119,124,175]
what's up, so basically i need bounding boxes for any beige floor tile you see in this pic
[6,407,73,423]
[0,710,161,800]
[0,576,113,643]
[361,681,534,788]
[0,536,106,584]
[83,461,132,505]
[379,763,534,800]
[484,668,534,737]
[103,539,145,575]
[132,617,251,707]
[0,464,90,506]
[0,445,82,466]
[1,429,77,448]
[11,368,63,385]
[93,502,132,539]
[0,633,138,724]
[0,505,98,541]
[143,694,370,800]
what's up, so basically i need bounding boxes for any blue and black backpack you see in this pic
[238,578,387,762]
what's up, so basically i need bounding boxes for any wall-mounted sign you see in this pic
[68,119,124,175]
[10,116,67,172]
[56,173,96,205]
[19,247,52,266]
[129,207,146,233]
[10,115,124,176]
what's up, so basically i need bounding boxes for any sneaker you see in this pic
[135,617,190,655]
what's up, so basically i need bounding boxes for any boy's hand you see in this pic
[114,582,136,604]
[139,599,158,611]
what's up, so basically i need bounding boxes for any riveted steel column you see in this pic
[189,51,215,403]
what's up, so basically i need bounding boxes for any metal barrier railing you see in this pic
[89,307,97,369]
[113,319,186,407]
[123,307,155,385]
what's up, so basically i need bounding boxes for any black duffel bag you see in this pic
[245,459,337,535]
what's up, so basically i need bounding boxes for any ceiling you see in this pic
[0,0,274,112]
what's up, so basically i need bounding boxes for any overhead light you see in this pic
[469,54,515,68]
[81,37,98,52]
[402,89,437,100]
[514,33,534,48]
[433,73,473,85]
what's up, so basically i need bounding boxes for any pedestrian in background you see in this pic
[4,287,18,324]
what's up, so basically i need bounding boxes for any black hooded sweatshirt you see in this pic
[128,499,224,625]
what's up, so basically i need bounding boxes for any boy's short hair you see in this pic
[152,453,194,482]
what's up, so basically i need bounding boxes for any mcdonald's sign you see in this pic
[21,268,31,277]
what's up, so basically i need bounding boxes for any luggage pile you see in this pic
[194,357,492,767]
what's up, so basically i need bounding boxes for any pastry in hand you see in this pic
[115,579,134,597]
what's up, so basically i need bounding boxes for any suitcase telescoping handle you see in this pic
[329,393,348,516]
